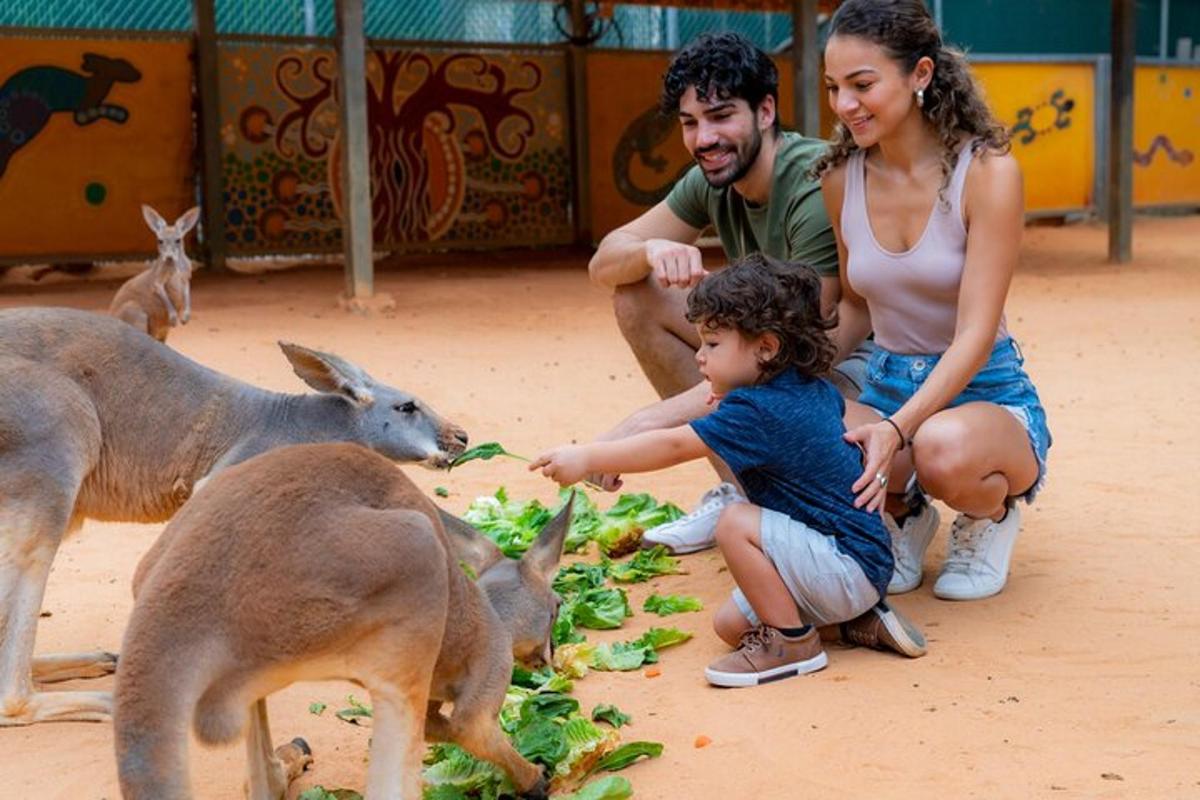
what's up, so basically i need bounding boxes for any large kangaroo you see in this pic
[116,443,568,800]
[0,307,468,727]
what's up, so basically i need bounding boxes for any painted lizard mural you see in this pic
[0,53,141,178]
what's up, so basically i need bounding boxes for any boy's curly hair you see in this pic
[660,32,781,132]
[686,253,837,382]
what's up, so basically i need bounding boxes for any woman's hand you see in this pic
[530,445,591,487]
[844,420,905,513]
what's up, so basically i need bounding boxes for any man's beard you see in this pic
[696,126,763,189]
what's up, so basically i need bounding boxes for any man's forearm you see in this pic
[588,231,650,289]
[598,382,712,441]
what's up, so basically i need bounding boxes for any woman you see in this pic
[816,0,1051,601]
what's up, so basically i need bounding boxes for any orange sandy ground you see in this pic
[1,217,1197,799]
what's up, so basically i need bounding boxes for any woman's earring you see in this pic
[915,87,925,108]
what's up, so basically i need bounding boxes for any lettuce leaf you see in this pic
[592,741,664,772]
[561,776,633,800]
[590,704,631,728]
[606,546,683,583]
[643,593,703,616]
[450,442,528,468]
[298,789,362,800]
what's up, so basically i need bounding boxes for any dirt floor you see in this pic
[1,216,1197,799]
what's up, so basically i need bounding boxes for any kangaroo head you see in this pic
[81,53,142,82]
[279,342,469,468]
[438,497,572,668]
[143,205,199,267]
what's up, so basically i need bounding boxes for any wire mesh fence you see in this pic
[0,0,795,49]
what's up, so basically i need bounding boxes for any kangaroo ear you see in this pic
[176,206,201,236]
[278,342,374,406]
[437,508,505,577]
[142,205,167,235]
[522,491,573,581]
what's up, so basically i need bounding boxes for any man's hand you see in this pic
[529,445,591,488]
[645,238,706,289]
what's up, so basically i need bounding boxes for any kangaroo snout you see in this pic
[425,423,469,470]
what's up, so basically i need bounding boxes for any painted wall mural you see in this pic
[1133,67,1199,206]
[0,37,194,259]
[218,44,572,254]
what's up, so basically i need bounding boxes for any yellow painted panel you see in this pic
[974,63,1095,213]
[0,37,194,258]
[1133,66,1200,206]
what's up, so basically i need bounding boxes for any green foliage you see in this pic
[435,486,450,498]
[450,442,529,468]
[308,701,327,715]
[298,788,362,800]
[561,776,633,800]
[606,546,683,583]
[643,593,703,616]
[592,741,664,773]
[590,704,631,728]
[334,694,373,725]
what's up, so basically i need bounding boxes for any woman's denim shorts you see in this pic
[857,337,1052,503]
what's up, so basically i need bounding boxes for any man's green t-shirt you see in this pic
[665,131,838,277]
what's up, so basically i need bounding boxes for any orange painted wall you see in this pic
[1133,66,1199,206]
[0,37,194,259]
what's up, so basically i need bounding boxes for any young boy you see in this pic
[531,254,926,688]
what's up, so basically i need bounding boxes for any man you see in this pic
[588,32,870,554]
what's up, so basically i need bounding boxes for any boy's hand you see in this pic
[529,445,591,487]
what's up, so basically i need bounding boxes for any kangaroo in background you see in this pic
[0,307,468,727]
[115,443,569,800]
[109,205,200,342]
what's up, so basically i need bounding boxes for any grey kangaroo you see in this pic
[115,442,569,800]
[0,307,468,727]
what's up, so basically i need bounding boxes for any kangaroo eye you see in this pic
[394,401,417,414]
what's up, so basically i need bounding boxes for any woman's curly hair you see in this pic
[660,31,781,132]
[811,0,1010,195]
[686,253,837,382]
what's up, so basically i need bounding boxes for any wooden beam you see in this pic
[1108,0,1135,263]
[335,0,374,298]
[791,0,820,137]
[192,0,227,272]
[567,0,592,245]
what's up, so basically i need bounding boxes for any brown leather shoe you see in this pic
[840,601,927,658]
[704,625,828,687]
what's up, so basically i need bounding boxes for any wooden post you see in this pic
[192,0,227,272]
[567,0,592,245]
[335,0,375,301]
[1108,0,1135,263]
[791,0,820,137]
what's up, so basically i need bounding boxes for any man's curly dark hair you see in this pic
[686,253,837,382]
[660,32,781,132]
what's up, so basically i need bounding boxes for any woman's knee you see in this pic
[913,414,973,496]
[714,503,760,550]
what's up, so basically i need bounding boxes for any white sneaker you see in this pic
[885,502,940,594]
[641,482,746,555]
[933,503,1021,601]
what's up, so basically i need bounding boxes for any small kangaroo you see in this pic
[0,307,468,727]
[109,205,200,342]
[115,442,569,800]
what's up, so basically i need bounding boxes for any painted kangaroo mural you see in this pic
[0,53,141,178]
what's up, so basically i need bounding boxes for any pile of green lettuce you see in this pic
[462,488,684,558]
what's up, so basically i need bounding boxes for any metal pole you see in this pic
[1159,0,1170,59]
[1108,0,1135,263]
[335,0,374,299]
[192,0,227,272]
[567,0,592,245]
[791,0,820,137]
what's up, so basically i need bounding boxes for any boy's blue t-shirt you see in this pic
[689,368,893,597]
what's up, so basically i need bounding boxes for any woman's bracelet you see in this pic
[883,417,907,450]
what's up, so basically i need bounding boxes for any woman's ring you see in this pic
[876,472,888,487]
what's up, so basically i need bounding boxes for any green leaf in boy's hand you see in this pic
[449,442,529,468]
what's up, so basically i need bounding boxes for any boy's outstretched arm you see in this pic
[530,425,710,487]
